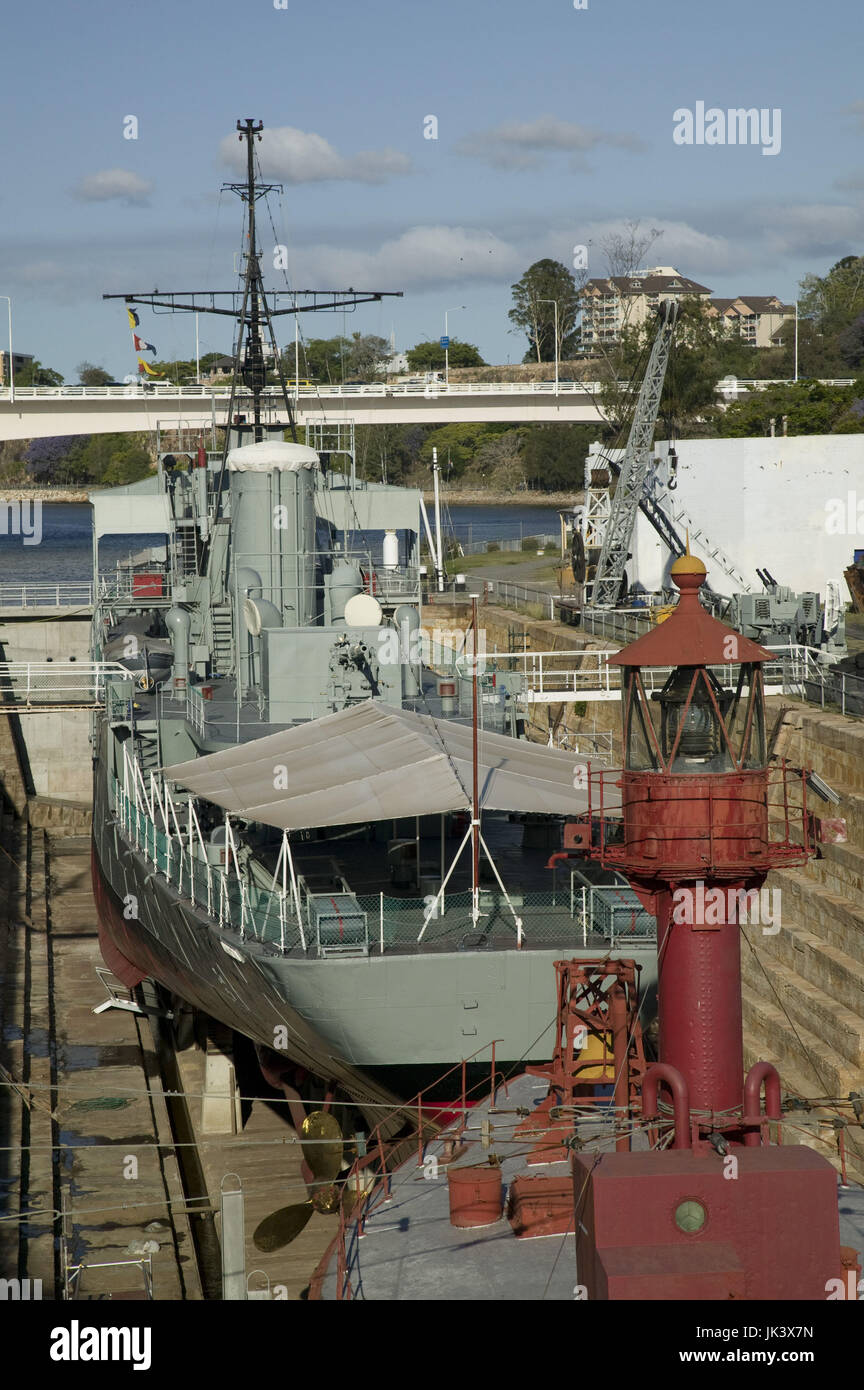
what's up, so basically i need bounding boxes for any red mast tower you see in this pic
[575,552,848,1300]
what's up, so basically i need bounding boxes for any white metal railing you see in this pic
[113,760,301,954]
[0,581,95,608]
[458,532,559,556]
[1,378,855,404]
[476,643,856,707]
[0,380,607,402]
[0,660,133,706]
[186,684,206,737]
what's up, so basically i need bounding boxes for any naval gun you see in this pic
[724,572,846,660]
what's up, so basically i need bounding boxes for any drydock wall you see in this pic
[0,616,92,805]
[745,705,864,1183]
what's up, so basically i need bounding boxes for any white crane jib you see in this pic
[591,298,679,608]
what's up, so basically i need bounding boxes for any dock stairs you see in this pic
[742,706,864,1183]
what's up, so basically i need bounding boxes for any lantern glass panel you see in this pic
[723,664,766,768]
[654,666,735,772]
[623,671,660,771]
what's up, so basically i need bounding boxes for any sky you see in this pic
[2,0,863,380]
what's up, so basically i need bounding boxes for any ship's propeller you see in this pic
[252,1110,345,1252]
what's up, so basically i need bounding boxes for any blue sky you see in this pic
[2,0,863,379]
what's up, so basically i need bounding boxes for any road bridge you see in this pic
[0,381,607,440]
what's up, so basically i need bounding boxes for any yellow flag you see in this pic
[137,357,163,377]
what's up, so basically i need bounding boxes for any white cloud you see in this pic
[72,169,153,204]
[291,224,521,289]
[219,126,412,184]
[455,116,646,170]
[755,203,864,258]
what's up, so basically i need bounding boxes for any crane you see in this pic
[590,298,679,608]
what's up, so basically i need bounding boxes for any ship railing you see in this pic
[108,769,658,956]
[0,581,95,609]
[111,771,308,952]
[358,885,656,953]
[0,660,132,709]
[310,1039,507,1301]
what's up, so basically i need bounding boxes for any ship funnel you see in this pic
[227,441,321,691]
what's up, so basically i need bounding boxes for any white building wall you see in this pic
[631,435,864,597]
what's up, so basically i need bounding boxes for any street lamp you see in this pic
[537,298,559,394]
[793,300,799,384]
[444,305,465,385]
[0,296,13,403]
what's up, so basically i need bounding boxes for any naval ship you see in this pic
[89,119,657,1120]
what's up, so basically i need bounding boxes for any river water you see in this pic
[0,500,566,583]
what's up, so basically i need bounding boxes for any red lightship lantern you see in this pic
[574,552,849,1300]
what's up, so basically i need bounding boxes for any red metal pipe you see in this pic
[609,981,631,1152]
[642,1062,690,1149]
[742,1061,781,1146]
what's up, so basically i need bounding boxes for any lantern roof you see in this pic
[609,553,775,668]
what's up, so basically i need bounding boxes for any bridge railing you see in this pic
[0,380,608,401]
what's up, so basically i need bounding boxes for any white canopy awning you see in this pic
[164,699,620,831]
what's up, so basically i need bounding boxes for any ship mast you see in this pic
[104,116,403,466]
[222,118,288,444]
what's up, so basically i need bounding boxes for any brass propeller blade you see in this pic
[253,1201,313,1252]
[301,1110,344,1182]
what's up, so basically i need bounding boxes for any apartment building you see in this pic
[579,267,712,346]
[0,350,34,385]
[707,295,795,348]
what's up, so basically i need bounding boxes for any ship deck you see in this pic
[316,1073,864,1301]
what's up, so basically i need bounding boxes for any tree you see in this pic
[77,361,114,386]
[518,423,594,491]
[837,313,864,369]
[24,431,153,485]
[418,423,509,477]
[282,335,352,384]
[798,255,864,339]
[405,339,485,371]
[344,333,390,381]
[461,431,525,492]
[598,220,664,278]
[509,260,580,363]
[354,423,421,484]
[14,359,64,386]
[25,436,90,484]
[598,297,754,439]
[717,380,864,437]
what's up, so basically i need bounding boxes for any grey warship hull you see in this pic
[91,714,658,1104]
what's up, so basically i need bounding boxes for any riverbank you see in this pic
[423,490,579,507]
[0,486,578,508]
[0,488,90,502]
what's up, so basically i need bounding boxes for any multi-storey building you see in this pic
[579,267,712,346]
[707,295,795,348]
[0,350,34,385]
